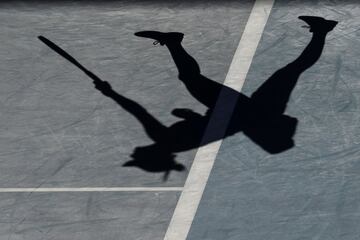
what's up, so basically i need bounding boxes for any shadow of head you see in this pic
[123,145,185,173]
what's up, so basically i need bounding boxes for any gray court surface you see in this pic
[0,192,179,240]
[0,0,252,188]
[1,0,359,240]
[188,1,360,240]
[0,0,253,239]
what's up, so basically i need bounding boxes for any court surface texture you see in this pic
[0,0,359,239]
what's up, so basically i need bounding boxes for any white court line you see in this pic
[164,0,274,239]
[0,187,183,192]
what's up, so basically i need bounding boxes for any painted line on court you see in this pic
[0,187,183,192]
[164,0,274,239]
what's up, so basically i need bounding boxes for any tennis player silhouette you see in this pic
[39,16,337,180]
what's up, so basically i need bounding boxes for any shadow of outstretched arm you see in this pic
[38,35,167,143]
[93,80,168,142]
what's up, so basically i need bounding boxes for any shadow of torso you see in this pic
[153,89,297,155]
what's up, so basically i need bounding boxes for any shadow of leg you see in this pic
[238,16,337,153]
[135,31,241,110]
[250,16,338,115]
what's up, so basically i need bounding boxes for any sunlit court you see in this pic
[0,0,359,239]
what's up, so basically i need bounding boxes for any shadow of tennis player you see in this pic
[39,16,337,180]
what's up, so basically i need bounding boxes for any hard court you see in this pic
[0,0,359,239]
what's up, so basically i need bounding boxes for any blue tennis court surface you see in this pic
[188,1,360,239]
